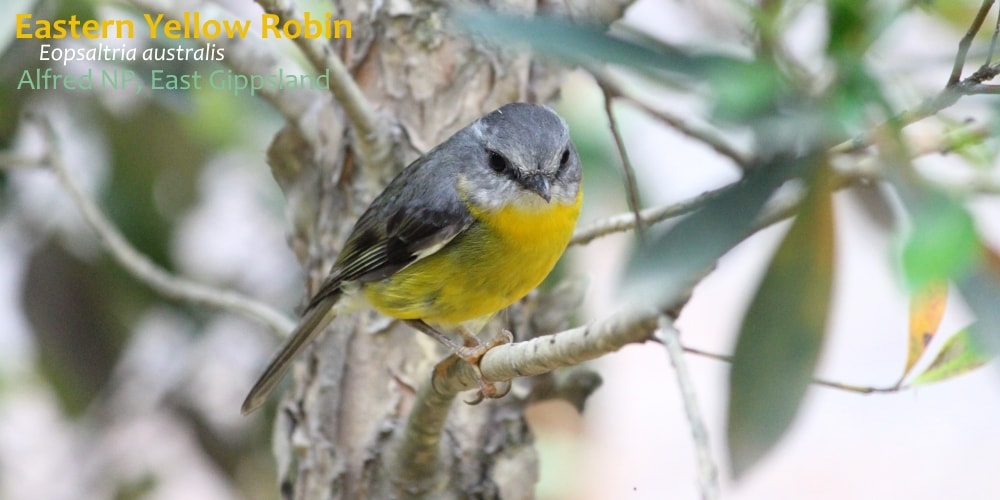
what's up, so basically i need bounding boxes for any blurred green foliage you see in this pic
[912,325,992,385]
[727,166,835,477]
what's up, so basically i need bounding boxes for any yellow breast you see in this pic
[363,189,582,327]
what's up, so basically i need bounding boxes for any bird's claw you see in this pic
[434,329,515,404]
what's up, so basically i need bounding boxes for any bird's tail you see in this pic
[241,293,341,415]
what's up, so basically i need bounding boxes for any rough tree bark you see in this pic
[262,1,632,498]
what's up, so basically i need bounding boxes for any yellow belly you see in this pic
[363,191,582,327]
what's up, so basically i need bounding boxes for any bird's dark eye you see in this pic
[557,148,571,175]
[487,149,509,174]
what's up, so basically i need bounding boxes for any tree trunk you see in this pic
[265,2,630,498]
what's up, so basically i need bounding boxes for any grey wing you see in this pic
[304,154,474,312]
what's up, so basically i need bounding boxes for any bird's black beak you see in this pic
[524,174,551,202]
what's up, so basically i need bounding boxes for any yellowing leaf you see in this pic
[903,282,948,378]
[911,326,992,386]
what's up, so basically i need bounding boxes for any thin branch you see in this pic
[598,73,750,170]
[653,318,719,500]
[600,84,645,237]
[812,378,903,394]
[987,3,1000,66]
[252,0,390,167]
[681,346,903,395]
[570,182,734,245]
[0,152,45,170]
[629,99,749,170]
[432,307,661,396]
[948,0,995,86]
[829,90,959,156]
[27,116,296,337]
[962,82,1000,93]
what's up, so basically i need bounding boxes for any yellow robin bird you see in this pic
[242,102,583,415]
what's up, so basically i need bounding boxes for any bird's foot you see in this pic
[433,329,514,404]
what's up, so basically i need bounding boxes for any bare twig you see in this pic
[0,152,45,170]
[600,84,645,237]
[654,318,719,500]
[252,0,390,167]
[829,89,962,156]
[949,0,995,86]
[27,116,296,337]
[570,182,734,245]
[681,346,902,394]
[598,74,750,170]
[987,3,1000,66]
[630,99,749,169]
[963,82,1000,93]
[812,378,903,394]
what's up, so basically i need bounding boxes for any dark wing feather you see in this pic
[304,153,473,312]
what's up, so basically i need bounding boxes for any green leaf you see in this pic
[727,165,835,478]
[901,196,979,290]
[828,64,890,134]
[622,153,819,311]
[956,248,1000,354]
[911,325,992,385]
[826,0,897,63]
[23,243,125,416]
[457,10,807,131]
[827,0,872,57]
[455,10,742,81]
[711,61,788,123]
